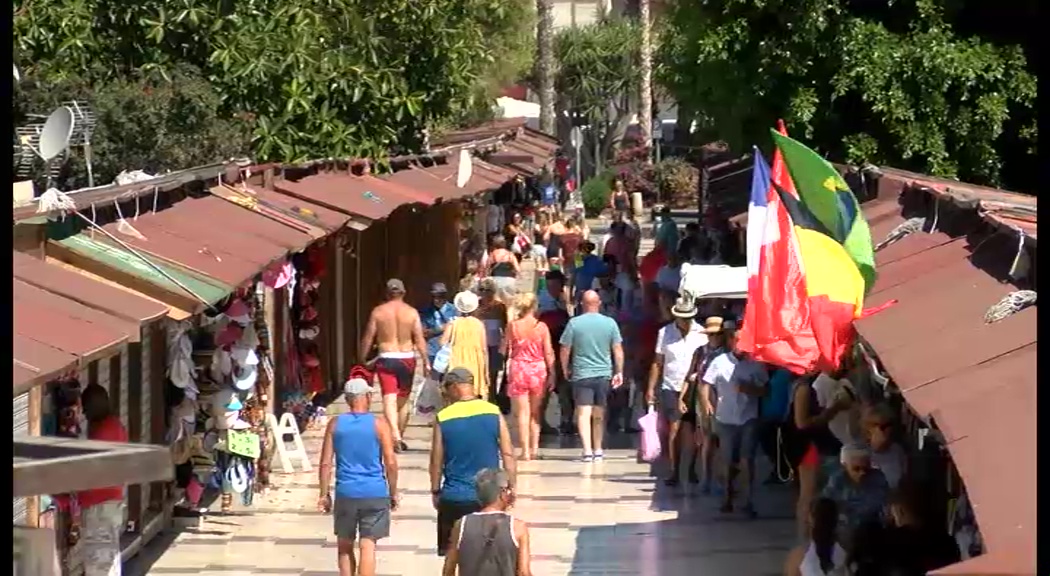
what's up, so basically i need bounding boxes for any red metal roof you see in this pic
[274,174,429,221]
[13,251,168,324]
[90,195,311,289]
[858,214,1036,574]
[383,168,474,201]
[14,335,77,396]
[210,184,352,234]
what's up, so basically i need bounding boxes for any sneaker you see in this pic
[592,452,604,461]
[393,441,405,454]
[580,453,594,463]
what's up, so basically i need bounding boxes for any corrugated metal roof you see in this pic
[14,335,77,396]
[383,167,474,201]
[89,195,311,289]
[858,213,1036,574]
[431,118,529,147]
[209,184,355,235]
[274,174,427,221]
[15,279,140,341]
[13,250,168,324]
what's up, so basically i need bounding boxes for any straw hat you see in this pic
[702,316,725,334]
[670,297,697,319]
[454,291,479,315]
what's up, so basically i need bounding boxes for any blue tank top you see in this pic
[334,413,389,499]
[437,399,502,503]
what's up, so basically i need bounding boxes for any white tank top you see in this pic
[800,542,849,576]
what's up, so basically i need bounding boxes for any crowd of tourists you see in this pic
[318,205,962,576]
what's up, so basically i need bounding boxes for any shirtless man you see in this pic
[360,278,430,452]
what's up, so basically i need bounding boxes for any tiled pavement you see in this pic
[127,404,797,576]
[127,233,798,575]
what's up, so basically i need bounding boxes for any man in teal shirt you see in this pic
[559,290,624,462]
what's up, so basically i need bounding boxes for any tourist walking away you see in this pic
[531,211,551,272]
[544,216,567,272]
[560,290,624,462]
[645,297,708,486]
[442,468,532,576]
[758,367,797,486]
[573,241,607,302]
[318,378,399,576]
[477,279,509,406]
[681,316,726,491]
[359,278,430,452]
[701,324,768,516]
[430,368,517,557]
[486,236,520,304]
[420,283,458,378]
[783,498,849,576]
[560,217,585,299]
[442,292,490,399]
[654,205,679,255]
[503,293,555,460]
[79,384,129,576]
[787,373,851,538]
[537,270,573,434]
[608,176,630,220]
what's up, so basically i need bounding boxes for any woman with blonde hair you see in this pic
[501,292,555,460]
[441,292,490,398]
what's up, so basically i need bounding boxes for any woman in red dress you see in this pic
[503,293,555,460]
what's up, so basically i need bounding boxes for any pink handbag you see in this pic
[638,407,661,463]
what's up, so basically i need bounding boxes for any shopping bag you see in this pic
[638,407,661,463]
[415,376,443,421]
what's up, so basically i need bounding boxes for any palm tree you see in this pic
[639,0,653,162]
[536,0,556,135]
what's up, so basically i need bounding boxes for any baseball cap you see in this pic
[343,378,372,396]
[430,282,448,295]
[444,367,474,386]
[386,278,405,293]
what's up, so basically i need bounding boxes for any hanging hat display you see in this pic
[232,364,258,391]
[261,260,295,290]
[216,323,244,348]
[224,299,251,325]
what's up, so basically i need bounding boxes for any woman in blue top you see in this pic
[318,378,399,576]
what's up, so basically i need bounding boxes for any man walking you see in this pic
[644,297,707,486]
[560,290,624,462]
[701,324,768,517]
[318,377,399,576]
[79,384,129,576]
[419,282,458,377]
[360,278,430,451]
[441,468,532,576]
[430,368,517,557]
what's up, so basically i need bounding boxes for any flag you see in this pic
[770,130,877,292]
[774,181,865,371]
[737,148,819,374]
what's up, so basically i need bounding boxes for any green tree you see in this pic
[553,19,643,170]
[15,0,534,169]
[657,0,1036,188]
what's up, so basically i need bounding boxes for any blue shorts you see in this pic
[714,419,759,465]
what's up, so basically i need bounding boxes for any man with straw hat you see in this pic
[645,297,708,487]
[682,316,728,493]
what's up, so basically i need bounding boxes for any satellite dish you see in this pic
[37,106,75,161]
[456,149,472,188]
[13,64,19,83]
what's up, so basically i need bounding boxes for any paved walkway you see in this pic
[128,409,796,576]
[128,227,798,575]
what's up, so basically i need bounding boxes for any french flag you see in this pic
[737,121,818,374]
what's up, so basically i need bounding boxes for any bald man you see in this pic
[559,290,624,462]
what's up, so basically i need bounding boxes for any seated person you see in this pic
[821,443,890,548]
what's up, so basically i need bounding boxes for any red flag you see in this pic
[737,121,819,374]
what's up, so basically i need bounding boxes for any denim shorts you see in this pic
[714,419,759,465]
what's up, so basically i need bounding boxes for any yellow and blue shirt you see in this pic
[437,399,502,503]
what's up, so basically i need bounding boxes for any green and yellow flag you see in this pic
[770,130,877,293]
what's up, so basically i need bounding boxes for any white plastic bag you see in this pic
[638,407,661,463]
[415,376,443,422]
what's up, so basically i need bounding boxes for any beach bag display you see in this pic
[637,407,661,463]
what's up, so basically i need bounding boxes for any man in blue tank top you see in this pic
[430,367,517,557]
[319,378,399,576]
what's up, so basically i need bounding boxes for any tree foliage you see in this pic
[552,19,642,169]
[658,0,1037,188]
[14,0,534,169]
[14,65,253,191]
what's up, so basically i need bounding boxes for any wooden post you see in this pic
[25,385,42,528]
